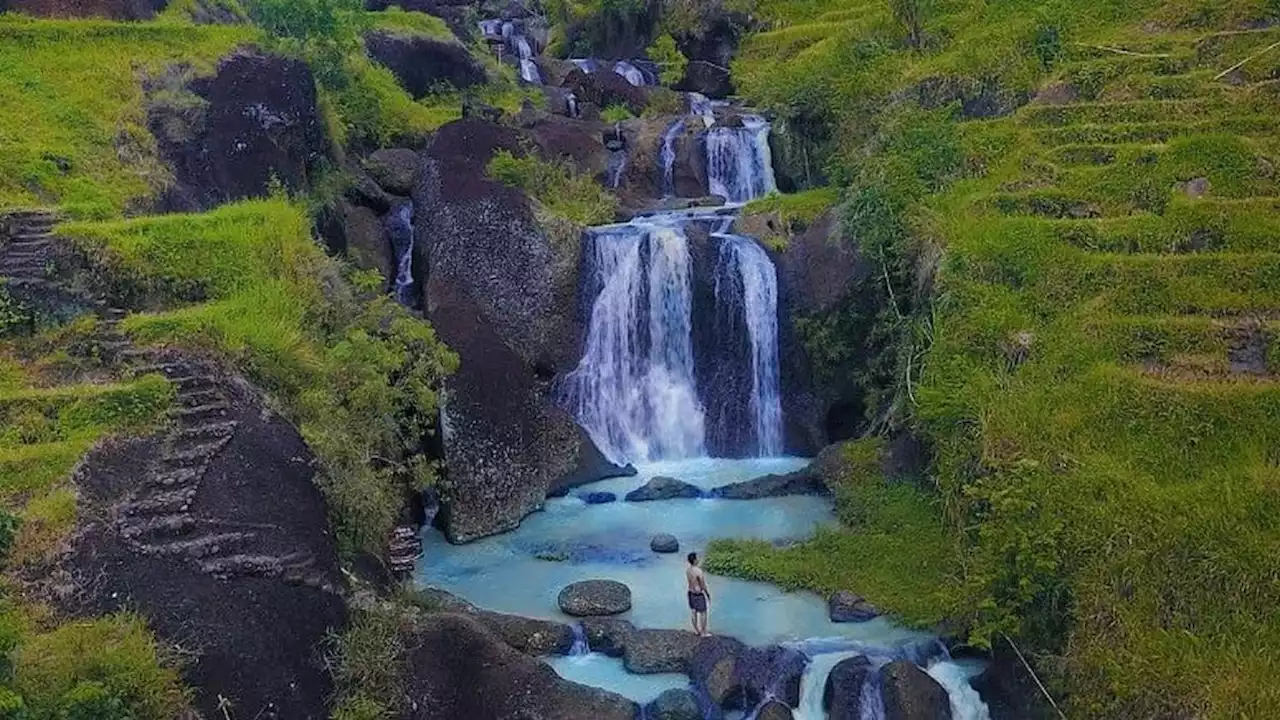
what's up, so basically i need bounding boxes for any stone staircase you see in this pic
[2,208,336,593]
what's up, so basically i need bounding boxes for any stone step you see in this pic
[119,489,197,517]
[200,551,314,579]
[178,388,224,408]
[132,362,186,377]
[174,420,238,442]
[134,532,255,559]
[160,439,229,465]
[172,375,219,392]
[2,247,51,260]
[147,466,206,489]
[119,513,195,541]
[173,403,231,424]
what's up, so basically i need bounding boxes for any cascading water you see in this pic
[660,119,685,198]
[515,36,541,84]
[569,624,590,656]
[714,233,783,456]
[385,201,416,306]
[607,151,628,189]
[559,219,707,465]
[707,115,778,204]
[613,60,647,86]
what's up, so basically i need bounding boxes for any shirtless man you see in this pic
[686,552,712,637]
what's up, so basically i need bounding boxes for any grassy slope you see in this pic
[719,0,1280,715]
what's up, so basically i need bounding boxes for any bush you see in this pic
[646,33,688,86]
[600,105,634,123]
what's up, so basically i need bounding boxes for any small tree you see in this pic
[647,34,689,86]
[889,0,929,49]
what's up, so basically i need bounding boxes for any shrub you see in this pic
[600,105,634,123]
[328,608,405,717]
[646,33,688,86]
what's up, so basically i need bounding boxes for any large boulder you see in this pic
[689,636,747,707]
[881,661,953,720]
[403,613,638,720]
[415,119,627,542]
[365,31,486,97]
[650,533,680,553]
[624,629,701,674]
[5,0,168,19]
[824,655,876,720]
[646,688,703,720]
[757,701,795,720]
[365,147,423,195]
[476,611,574,655]
[563,69,648,115]
[828,590,879,623]
[558,579,632,617]
[581,617,635,657]
[625,476,703,502]
[708,467,827,499]
[676,60,734,98]
[317,200,393,291]
[152,51,329,211]
[737,645,808,708]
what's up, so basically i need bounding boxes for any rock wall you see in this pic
[413,119,626,543]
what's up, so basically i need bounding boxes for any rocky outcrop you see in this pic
[651,533,680,553]
[414,119,627,542]
[4,0,168,19]
[581,617,635,657]
[646,688,703,720]
[828,590,879,623]
[365,31,486,97]
[625,476,703,501]
[318,200,393,290]
[151,51,329,212]
[476,610,574,655]
[882,661,953,720]
[365,147,423,195]
[581,491,618,504]
[690,636,747,707]
[67,353,345,719]
[708,467,827,499]
[558,579,632,616]
[403,613,638,720]
[624,629,702,674]
[688,639,807,711]
[757,701,795,720]
[825,655,876,720]
[563,68,648,115]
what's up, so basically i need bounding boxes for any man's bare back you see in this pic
[686,564,708,594]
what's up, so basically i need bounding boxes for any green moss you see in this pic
[0,17,253,218]
[742,186,841,249]
[368,7,454,40]
[600,105,635,123]
[487,150,617,226]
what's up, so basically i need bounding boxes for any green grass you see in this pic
[487,150,618,227]
[0,16,253,218]
[368,7,454,41]
[63,199,457,554]
[740,187,841,249]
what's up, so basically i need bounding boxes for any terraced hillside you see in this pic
[718,2,1280,716]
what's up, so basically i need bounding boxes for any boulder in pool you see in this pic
[623,628,701,674]
[476,610,574,656]
[558,579,632,616]
[708,467,827,499]
[738,645,808,707]
[581,491,618,505]
[689,636,747,707]
[650,533,680,553]
[645,687,702,720]
[757,700,795,720]
[829,590,879,623]
[625,476,703,502]
[581,617,635,658]
[882,660,953,720]
[824,655,875,720]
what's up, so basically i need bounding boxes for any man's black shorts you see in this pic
[688,591,707,612]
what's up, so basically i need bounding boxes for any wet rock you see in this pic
[757,700,794,720]
[317,200,392,290]
[738,645,808,708]
[708,468,826,499]
[690,636,747,707]
[344,171,394,212]
[403,613,638,720]
[824,655,875,720]
[581,491,618,505]
[476,610,574,655]
[829,590,879,623]
[677,59,734,98]
[151,51,328,211]
[624,628,701,674]
[882,661,952,720]
[650,533,680,553]
[646,687,703,720]
[365,148,422,195]
[559,579,632,616]
[365,31,485,98]
[581,617,635,658]
[563,68,648,115]
[625,476,703,502]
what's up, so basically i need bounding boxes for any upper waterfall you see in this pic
[707,115,778,204]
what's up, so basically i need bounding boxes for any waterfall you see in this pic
[569,624,590,656]
[607,151,628,189]
[613,60,647,86]
[660,119,684,198]
[688,92,721,128]
[714,234,783,456]
[385,201,416,306]
[559,219,706,465]
[928,661,993,720]
[707,115,778,204]
[478,19,503,37]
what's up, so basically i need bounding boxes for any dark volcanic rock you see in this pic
[581,617,635,658]
[829,590,880,623]
[647,688,703,720]
[365,31,486,97]
[882,661,953,720]
[677,59,734,98]
[757,700,795,720]
[709,467,827,499]
[365,147,422,194]
[6,0,168,19]
[403,613,638,720]
[563,68,648,115]
[625,476,703,502]
[476,610,575,655]
[317,199,393,291]
[737,645,808,708]
[416,119,627,541]
[689,636,747,707]
[152,51,329,211]
[68,356,345,720]
[650,533,680,553]
[559,579,632,616]
[825,655,876,720]
[581,491,618,505]
[624,629,702,674]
